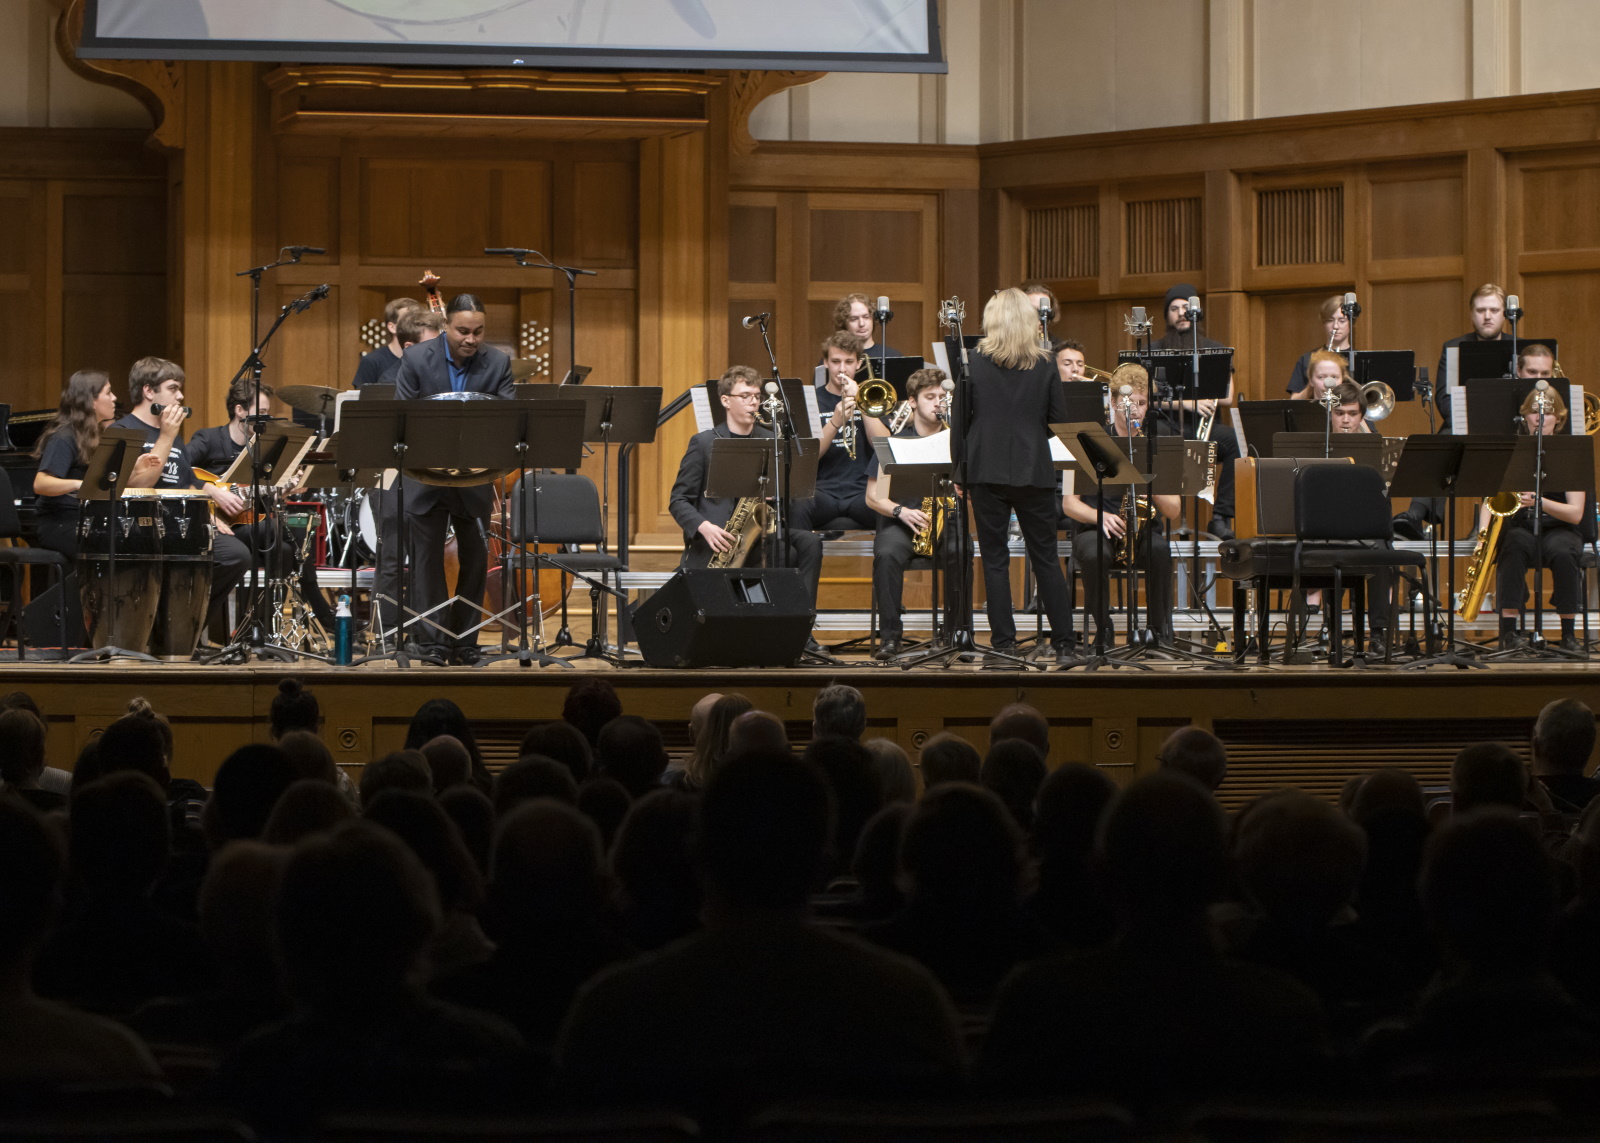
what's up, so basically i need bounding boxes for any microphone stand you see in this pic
[1343,296,1361,375]
[487,248,597,386]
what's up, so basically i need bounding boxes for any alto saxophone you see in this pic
[709,495,772,569]
[911,495,955,558]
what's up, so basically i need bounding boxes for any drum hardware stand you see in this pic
[70,431,159,664]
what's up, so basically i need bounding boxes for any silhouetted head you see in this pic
[360,749,433,806]
[1349,768,1425,823]
[1033,763,1118,867]
[439,785,495,878]
[1099,772,1227,926]
[803,735,883,868]
[1533,698,1596,777]
[198,840,286,983]
[0,798,63,964]
[863,738,916,804]
[595,715,669,798]
[95,713,170,789]
[490,799,604,939]
[728,711,791,759]
[697,753,833,916]
[403,699,486,787]
[0,709,47,788]
[494,754,579,816]
[577,776,631,852]
[1451,742,1527,813]
[982,739,1048,830]
[261,778,357,845]
[812,684,867,741]
[687,693,753,788]
[208,744,298,846]
[520,721,593,785]
[70,771,169,898]
[990,703,1049,759]
[562,678,623,748]
[419,735,472,794]
[275,822,440,1010]
[852,802,911,915]
[1235,789,1367,933]
[364,789,484,914]
[688,693,722,744]
[901,782,1024,907]
[1423,810,1554,974]
[269,678,320,739]
[918,732,981,790]
[277,730,339,789]
[1157,726,1228,792]
[611,790,700,946]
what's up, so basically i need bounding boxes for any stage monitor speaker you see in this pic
[20,572,88,649]
[632,568,814,669]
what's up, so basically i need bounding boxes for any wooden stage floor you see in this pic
[8,650,1599,809]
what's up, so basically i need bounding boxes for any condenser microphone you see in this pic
[875,296,893,323]
[1036,297,1055,322]
[764,381,779,394]
[1505,294,1524,322]
[941,378,955,392]
[1342,291,1361,320]
[741,312,770,329]
[1131,306,1147,325]
[1536,378,1550,392]
[1185,296,1203,322]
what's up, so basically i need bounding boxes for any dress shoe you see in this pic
[1561,635,1585,654]
[451,644,485,666]
[1207,516,1235,541]
[1391,512,1430,541]
[1365,632,1388,660]
[873,636,903,661]
[1053,641,1083,668]
[404,641,449,665]
[1499,630,1530,653]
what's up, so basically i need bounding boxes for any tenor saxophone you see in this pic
[708,496,771,569]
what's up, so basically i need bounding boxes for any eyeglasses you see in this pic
[728,391,761,402]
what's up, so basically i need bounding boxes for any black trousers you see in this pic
[1073,525,1174,643]
[790,489,876,531]
[371,486,404,632]
[34,513,78,559]
[969,483,1073,647]
[1497,523,1583,614]
[406,507,489,649]
[872,518,960,637]
[683,528,823,604]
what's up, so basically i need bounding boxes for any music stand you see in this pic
[705,437,820,504]
[1458,338,1559,383]
[1463,378,1577,436]
[850,355,927,396]
[701,379,816,435]
[69,429,155,664]
[1390,436,1477,669]
[1273,431,1389,469]
[1352,351,1417,400]
[1238,401,1330,458]
[872,459,954,663]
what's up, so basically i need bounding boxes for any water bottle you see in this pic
[335,594,353,666]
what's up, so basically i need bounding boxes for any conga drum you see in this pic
[146,491,215,660]
[76,494,162,654]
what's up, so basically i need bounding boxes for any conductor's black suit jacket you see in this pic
[950,351,1067,489]
[394,336,516,518]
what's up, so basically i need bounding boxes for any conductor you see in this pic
[395,292,514,664]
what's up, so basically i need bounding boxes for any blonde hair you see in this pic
[1318,295,1346,322]
[1470,283,1507,303]
[1297,350,1352,400]
[1109,362,1148,397]
[976,289,1050,369]
[1519,386,1568,430]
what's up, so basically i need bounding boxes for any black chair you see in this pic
[1292,464,1429,667]
[508,473,624,658]
[0,468,71,660]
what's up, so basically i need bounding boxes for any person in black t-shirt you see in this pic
[792,332,888,532]
[350,296,421,390]
[1062,366,1182,649]
[865,368,959,660]
[113,357,254,639]
[832,292,903,362]
[31,369,120,558]
[1285,295,1354,395]
[1151,283,1241,541]
[189,378,336,631]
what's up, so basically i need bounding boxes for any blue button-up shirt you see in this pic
[444,340,469,392]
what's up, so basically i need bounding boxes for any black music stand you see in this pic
[1054,422,1152,672]
[69,429,154,664]
[849,355,927,397]
[1458,338,1559,383]
[1464,378,1575,435]
[1392,436,1477,669]
[870,459,952,664]
[1237,401,1330,458]
[1352,351,1417,399]
[481,400,589,669]
[1274,431,1389,468]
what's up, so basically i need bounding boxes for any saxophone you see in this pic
[912,496,950,557]
[709,495,772,569]
[1456,492,1520,620]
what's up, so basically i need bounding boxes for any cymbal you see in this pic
[511,359,546,380]
[277,384,342,416]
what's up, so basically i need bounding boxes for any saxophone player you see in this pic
[1488,376,1585,652]
[668,365,823,605]
[1062,367,1182,650]
[864,368,960,659]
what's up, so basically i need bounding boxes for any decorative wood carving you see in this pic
[723,70,824,157]
[53,0,182,151]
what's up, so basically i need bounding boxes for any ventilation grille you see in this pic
[1125,197,1202,275]
[1211,717,1533,810]
[1026,204,1098,279]
[1257,185,1344,266]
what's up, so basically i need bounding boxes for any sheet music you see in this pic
[1570,385,1587,435]
[1450,387,1469,434]
[1446,345,1459,391]
[931,341,951,376]
[690,386,714,432]
[802,385,825,438]
[1229,406,1247,458]
[274,434,320,487]
[1049,435,1072,465]
[887,428,952,465]
[333,389,360,434]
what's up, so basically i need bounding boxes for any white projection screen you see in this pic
[80,0,944,73]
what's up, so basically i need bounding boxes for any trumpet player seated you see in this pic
[670,365,823,603]
[1063,370,1182,649]
[1490,384,1586,652]
[865,368,960,660]
[1328,381,1374,434]
[791,332,888,533]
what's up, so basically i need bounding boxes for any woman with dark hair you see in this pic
[404,698,490,791]
[270,679,320,740]
[950,288,1075,665]
[31,369,119,557]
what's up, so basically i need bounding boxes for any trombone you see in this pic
[1359,380,1395,423]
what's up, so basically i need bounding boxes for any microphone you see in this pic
[151,404,191,418]
[941,378,955,392]
[875,296,894,323]
[484,247,536,257]
[288,284,331,314]
[1131,306,1147,325]
[1506,294,1525,322]
[764,381,779,395]
[1536,378,1550,392]
[1342,291,1362,320]
[283,245,325,256]
[1036,297,1055,322]
[741,312,770,329]
[1185,296,1203,322]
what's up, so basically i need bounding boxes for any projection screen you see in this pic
[79,0,944,73]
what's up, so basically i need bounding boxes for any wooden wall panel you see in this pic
[1367,278,1462,380]
[1369,176,1462,260]
[271,282,339,390]
[1255,290,1339,396]
[809,208,923,282]
[571,161,637,266]
[275,155,340,261]
[357,159,553,263]
[1521,163,1600,253]
[1518,271,1600,386]
[729,204,776,283]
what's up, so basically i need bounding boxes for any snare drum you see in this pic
[76,497,163,654]
[142,492,215,661]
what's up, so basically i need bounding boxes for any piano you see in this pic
[0,404,54,543]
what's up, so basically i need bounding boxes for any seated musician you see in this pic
[1285,296,1354,395]
[1293,350,1354,407]
[669,365,822,612]
[113,357,254,634]
[864,368,959,660]
[1490,378,1585,653]
[1053,339,1087,383]
[31,370,119,559]
[791,332,889,533]
[352,296,421,389]
[393,293,514,666]
[187,378,336,632]
[833,292,902,360]
[1062,366,1181,649]
[1152,284,1241,541]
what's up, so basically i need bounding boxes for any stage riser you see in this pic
[9,666,1591,808]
